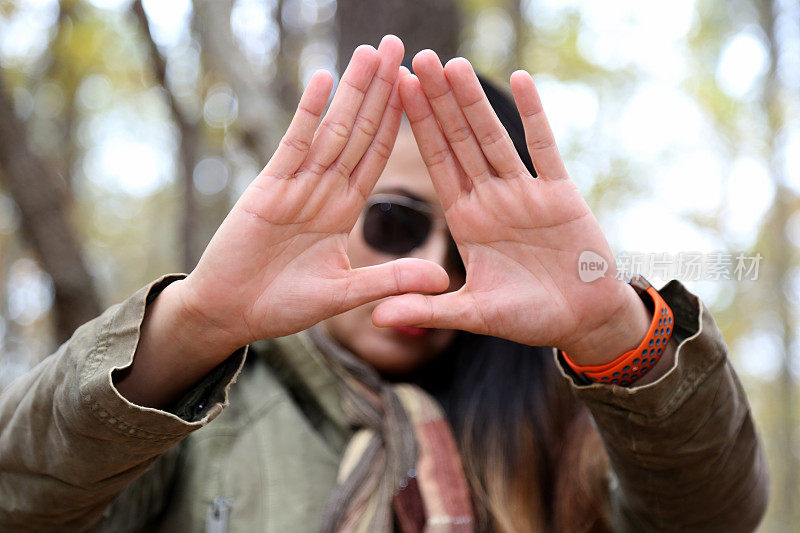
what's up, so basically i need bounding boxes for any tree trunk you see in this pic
[274,0,303,121]
[335,0,462,72]
[757,0,797,528]
[509,0,526,71]
[132,0,202,272]
[0,72,102,344]
[192,0,282,161]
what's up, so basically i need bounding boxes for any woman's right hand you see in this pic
[176,36,449,353]
[117,36,449,408]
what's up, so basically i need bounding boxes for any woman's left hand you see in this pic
[372,51,652,366]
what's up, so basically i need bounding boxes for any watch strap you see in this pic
[561,276,674,386]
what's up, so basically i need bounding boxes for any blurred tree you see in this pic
[275,0,303,115]
[44,0,79,198]
[192,0,282,160]
[132,0,202,271]
[335,0,462,69]
[686,0,799,528]
[0,72,101,344]
[756,0,797,527]
[509,0,525,69]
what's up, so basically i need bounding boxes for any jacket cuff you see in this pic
[76,274,247,441]
[554,279,726,419]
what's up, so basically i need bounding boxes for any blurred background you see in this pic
[0,0,797,529]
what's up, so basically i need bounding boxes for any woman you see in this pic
[0,36,768,532]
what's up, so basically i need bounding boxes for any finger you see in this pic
[349,67,404,199]
[333,35,404,180]
[301,45,379,175]
[412,50,493,182]
[443,58,528,179]
[340,258,450,312]
[264,70,333,179]
[509,70,569,180]
[398,70,469,210]
[371,289,480,332]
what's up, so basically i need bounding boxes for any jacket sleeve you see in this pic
[556,280,769,532]
[0,274,247,532]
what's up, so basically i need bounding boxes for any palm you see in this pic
[373,53,631,349]
[198,179,357,337]
[183,38,448,345]
[448,177,619,347]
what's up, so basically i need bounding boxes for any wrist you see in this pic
[160,279,246,359]
[559,282,652,366]
[116,278,245,409]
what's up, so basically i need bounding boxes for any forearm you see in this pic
[558,281,769,531]
[114,277,245,409]
[0,275,245,530]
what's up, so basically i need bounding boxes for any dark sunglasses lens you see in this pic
[363,201,431,254]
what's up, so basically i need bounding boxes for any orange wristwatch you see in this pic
[561,276,674,387]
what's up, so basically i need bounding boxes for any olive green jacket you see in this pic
[0,274,769,532]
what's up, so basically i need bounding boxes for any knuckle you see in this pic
[374,71,394,88]
[462,94,484,109]
[427,146,451,167]
[341,77,367,94]
[527,137,555,152]
[322,119,350,141]
[280,135,311,154]
[478,129,507,148]
[408,106,435,124]
[302,159,327,176]
[386,97,403,113]
[522,107,542,119]
[471,169,493,182]
[425,296,435,322]
[370,137,393,160]
[296,103,320,119]
[392,261,403,293]
[354,113,380,138]
[446,123,474,145]
[331,159,354,177]
[429,87,451,101]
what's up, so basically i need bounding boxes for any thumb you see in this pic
[340,258,449,312]
[371,289,478,331]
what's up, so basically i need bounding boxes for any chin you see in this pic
[320,309,456,377]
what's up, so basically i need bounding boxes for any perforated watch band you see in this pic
[561,276,673,387]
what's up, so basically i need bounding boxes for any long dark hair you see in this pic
[422,334,609,532]
[406,60,611,532]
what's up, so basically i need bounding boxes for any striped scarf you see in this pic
[309,327,475,533]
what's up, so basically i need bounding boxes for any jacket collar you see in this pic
[252,328,352,453]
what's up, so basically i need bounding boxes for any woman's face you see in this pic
[319,122,464,376]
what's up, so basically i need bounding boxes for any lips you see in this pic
[391,326,431,338]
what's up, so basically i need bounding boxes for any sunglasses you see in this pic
[362,193,463,270]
